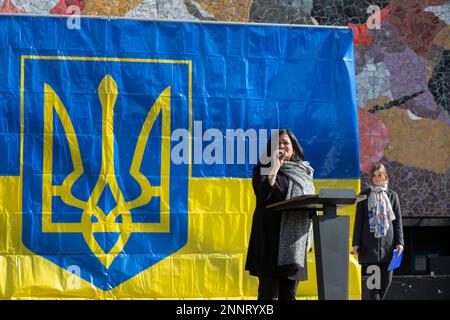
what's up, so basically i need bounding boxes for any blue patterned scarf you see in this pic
[368,183,395,238]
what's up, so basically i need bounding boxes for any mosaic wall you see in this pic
[1,0,449,217]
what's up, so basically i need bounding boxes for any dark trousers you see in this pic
[362,263,393,300]
[258,276,299,300]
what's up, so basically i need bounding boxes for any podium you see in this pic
[267,188,366,300]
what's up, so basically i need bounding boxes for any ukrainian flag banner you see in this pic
[0,15,360,299]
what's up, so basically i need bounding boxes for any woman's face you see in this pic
[278,133,294,161]
[372,170,387,186]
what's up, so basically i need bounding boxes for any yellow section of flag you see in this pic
[0,176,361,299]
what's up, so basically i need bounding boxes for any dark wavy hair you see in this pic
[259,129,305,165]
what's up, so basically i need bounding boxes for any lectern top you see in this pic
[266,188,367,211]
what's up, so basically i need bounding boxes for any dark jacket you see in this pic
[245,165,288,277]
[352,188,404,264]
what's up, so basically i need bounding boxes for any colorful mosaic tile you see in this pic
[375,107,450,174]
[0,0,25,12]
[428,49,450,118]
[50,0,84,14]
[356,59,393,107]
[250,0,316,24]
[125,0,199,20]
[196,0,252,22]
[388,0,447,58]
[358,108,390,174]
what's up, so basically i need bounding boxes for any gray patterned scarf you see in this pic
[277,160,315,273]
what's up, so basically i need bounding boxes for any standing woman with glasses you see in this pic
[245,129,315,300]
[352,163,404,300]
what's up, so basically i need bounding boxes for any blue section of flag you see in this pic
[0,16,359,179]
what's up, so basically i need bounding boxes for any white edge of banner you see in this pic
[0,12,350,29]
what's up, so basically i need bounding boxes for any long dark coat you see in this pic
[352,188,404,264]
[245,165,308,280]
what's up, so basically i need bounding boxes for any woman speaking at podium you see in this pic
[245,129,315,300]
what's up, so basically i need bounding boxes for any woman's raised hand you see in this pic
[272,149,286,169]
[267,149,286,186]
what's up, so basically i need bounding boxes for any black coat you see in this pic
[352,188,404,264]
[245,165,308,280]
[245,165,287,277]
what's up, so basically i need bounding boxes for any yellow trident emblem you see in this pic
[42,75,171,268]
